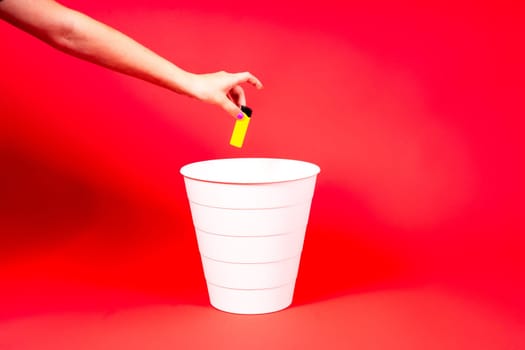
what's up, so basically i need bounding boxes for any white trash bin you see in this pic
[180,158,320,314]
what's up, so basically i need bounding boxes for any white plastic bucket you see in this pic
[180,158,320,314]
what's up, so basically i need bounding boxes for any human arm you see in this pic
[0,0,263,117]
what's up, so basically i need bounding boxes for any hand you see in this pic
[187,71,263,118]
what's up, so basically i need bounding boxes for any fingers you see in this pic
[221,96,244,119]
[233,72,263,89]
[210,70,262,118]
[228,85,246,107]
[224,72,260,118]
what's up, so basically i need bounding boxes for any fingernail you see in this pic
[236,112,244,119]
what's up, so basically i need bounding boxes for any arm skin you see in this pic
[0,0,263,118]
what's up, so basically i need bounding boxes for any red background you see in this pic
[1,0,524,348]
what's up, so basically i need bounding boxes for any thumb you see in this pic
[221,97,243,119]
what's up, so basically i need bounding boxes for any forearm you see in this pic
[0,0,196,96]
[52,10,196,96]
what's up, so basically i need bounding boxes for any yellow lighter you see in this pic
[229,105,253,148]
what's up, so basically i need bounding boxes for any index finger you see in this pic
[234,72,263,89]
